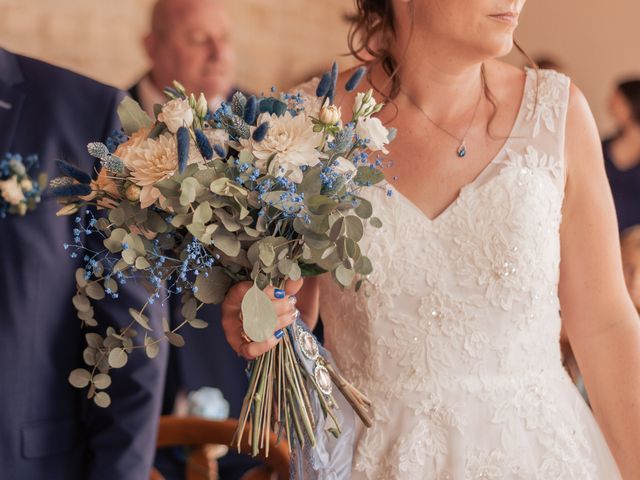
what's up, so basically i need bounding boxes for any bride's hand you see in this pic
[221,279,304,360]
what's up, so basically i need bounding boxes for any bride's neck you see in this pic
[383,40,487,119]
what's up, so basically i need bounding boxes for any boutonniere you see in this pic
[0,153,47,217]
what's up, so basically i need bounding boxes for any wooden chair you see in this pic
[150,416,290,480]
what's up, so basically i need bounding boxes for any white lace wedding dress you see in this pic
[317,69,623,479]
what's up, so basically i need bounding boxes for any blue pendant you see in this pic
[457,144,466,158]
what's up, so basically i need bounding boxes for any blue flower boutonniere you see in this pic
[0,153,47,217]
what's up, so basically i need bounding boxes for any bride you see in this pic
[222,0,640,477]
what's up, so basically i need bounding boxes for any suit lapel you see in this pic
[0,49,26,154]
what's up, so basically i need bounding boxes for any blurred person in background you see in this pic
[129,1,257,478]
[0,46,167,480]
[603,79,640,232]
[129,0,238,116]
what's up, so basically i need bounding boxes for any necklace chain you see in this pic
[400,66,486,158]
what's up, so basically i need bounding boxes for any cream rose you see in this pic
[0,176,25,205]
[356,117,390,154]
[158,98,194,133]
[353,89,377,119]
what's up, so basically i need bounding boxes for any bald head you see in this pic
[144,0,236,99]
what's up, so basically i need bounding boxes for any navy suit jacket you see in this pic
[0,49,168,480]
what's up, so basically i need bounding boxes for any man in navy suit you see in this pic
[0,47,168,480]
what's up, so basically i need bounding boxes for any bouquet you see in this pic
[52,63,394,469]
[0,152,46,217]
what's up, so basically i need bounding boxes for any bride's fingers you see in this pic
[239,333,283,360]
[264,278,304,300]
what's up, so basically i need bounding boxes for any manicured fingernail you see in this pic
[275,329,285,339]
[274,289,285,299]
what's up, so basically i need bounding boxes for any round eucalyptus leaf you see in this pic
[145,336,160,359]
[86,283,105,301]
[241,283,277,342]
[335,265,355,288]
[94,391,111,408]
[72,294,91,312]
[85,333,103,348]
[188,318,208,329]
[369,217,383,228]
[108,348,128,369]
[68,368,91,388]
[166,332,186,347]
[92,373,112,390]
[194,267,232,304]
[129,308,152,330]
[75,268,88,288]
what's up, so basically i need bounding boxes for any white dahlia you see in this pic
[241,111,322,183]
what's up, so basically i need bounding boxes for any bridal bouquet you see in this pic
[52,63,392,463]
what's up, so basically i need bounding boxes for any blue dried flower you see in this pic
[316,72,331,97]
[252,122,269,142]
[243,96,258,124]
[213,144,226,158]
[177,126,190,173]
[194,129,213,160]
[55,160,92,185]
[328,61,339,104]
[51,183,93,197]
[101,155,125,174]
[345,66,366,92]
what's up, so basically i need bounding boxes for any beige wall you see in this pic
[0,0,353,93]
[0,0,638,134]
[506,0,640,135]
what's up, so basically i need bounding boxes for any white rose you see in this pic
[0,176,25,205]
[356,117,390,154]
[353,89,377,119]
[319,103,341,125]
[158,98,194,133]
[332,156,357,179]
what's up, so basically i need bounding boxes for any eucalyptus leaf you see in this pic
[241,283,277,342]
[180,177,200,206]
[354,165,385,185]
[181,298,197,319]
[86,283,105,300]
[306,195,338,215]
[355,255,373,275]
[194,267,233,304]
[194,202,213,224]
[188,318,208,329]
[345,216,364,242]
[370,217,383,228]
[335,264,355,287]
[85,333,103,349]
[94,391,112,408]
[93,373,111,390]
[354,197,373,219]
[135,257,151,270]
[117,97,153,135]
[76,268,88,288]
[166,332,185,347]
[129,308,152,330]
[145,336,160,359]
[211,230,241,257]
[69,368,91,388]
[73,294,91,312]
[108,348,128,368]
[109,207,125,226]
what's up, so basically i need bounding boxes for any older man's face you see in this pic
[148,0,236,99]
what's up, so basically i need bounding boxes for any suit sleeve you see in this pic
[82,89,169,480]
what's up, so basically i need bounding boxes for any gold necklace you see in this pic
[400,67,485,158]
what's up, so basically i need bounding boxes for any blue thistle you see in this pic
[252,122,269,142]
[101,155,125,175]
[51,183,93,197]
[194,129,213,160]
[316,72,331,97]
[213,144,226,158]
[328,61,339,104]
[243,95,258,124]
[345,66,366,92]
[55,160,92,185]
[177,126,190,173]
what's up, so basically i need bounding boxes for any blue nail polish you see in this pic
[275,329,285,339]
[274,289,285,299]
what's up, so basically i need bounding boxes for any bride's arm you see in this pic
[559,83,640,478]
